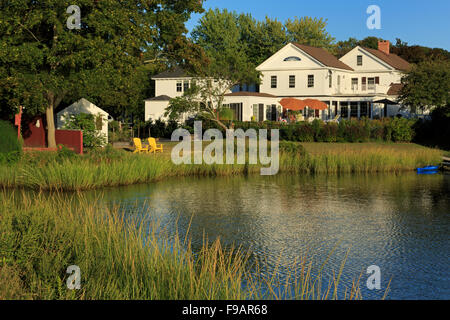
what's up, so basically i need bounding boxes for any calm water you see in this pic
[94,173,449,300]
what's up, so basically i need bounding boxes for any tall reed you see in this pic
[0,191,365,300]
[0,142,443,191]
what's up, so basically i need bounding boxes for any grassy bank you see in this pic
[0,142,443,191]
[0,191,363,300]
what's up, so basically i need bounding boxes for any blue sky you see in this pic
[186,0,450,50]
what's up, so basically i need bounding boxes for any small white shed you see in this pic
[57,98,109,144]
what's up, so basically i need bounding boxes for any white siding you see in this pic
[145,100,170,122]
[340,47,393,71]
[57,98,109,144]
[155,78,192,98]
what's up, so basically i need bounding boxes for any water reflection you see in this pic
[91,173,449,299]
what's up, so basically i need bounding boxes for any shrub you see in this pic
[296,123,315,142]
[370,120,385,141]
[339,119,370,143]
[63,113,106,148]
[311,119,322,141]
[164,120,180,139]
[0,120,22,164]
[390,118,415,142]
[280,125,296,141]
[219,108,234,121]
[318,123,338,142]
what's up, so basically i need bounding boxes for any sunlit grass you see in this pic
[0,191,366,300]
[0,142,443,191]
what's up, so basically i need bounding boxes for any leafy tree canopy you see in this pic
[192,9,335,68]
[334,37,450,63]
[0,0,204,147]
[398,59,450,110]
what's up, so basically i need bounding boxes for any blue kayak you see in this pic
[417,170,439,175]
[417,166,439,173]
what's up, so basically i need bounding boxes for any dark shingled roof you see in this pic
[225,91,277,98]
[152,66,188,79]
[293,43,353,71]
[145,95,172,101]
[387,83,404,96]
[362,47,411,71]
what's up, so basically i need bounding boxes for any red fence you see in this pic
[22,117,46,148]
[55,130,83,154]
[22,118,84,154]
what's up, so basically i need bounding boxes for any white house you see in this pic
[57,98,109,144]
[257,40,411,120]
[144,66,282,122]
[145,40,412,122]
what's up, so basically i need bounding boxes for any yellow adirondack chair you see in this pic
[133,138,149,154]
[148,138,163,154]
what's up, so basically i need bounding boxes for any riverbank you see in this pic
[0,191,363,300]
[0,142,443,191]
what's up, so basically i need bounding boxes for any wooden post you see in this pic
[14,106,23,139]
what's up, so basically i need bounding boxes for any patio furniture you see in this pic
[148,138,164,154]
[326,114,341,123]
[133,138,149,154]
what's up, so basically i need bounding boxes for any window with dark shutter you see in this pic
[308,75,314,88]
[375,77,380,84]
[271,76,277,89]
[357,55,363,66]
[289,75,295,88]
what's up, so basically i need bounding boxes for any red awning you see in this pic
[301,99,328,111]
[279,98,306,111]
[280,98,328,111]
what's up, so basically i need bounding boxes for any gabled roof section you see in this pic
[362,47,411,71]
[60,98,109,116]
[387,83,404,96]
[292,43,353,71]
[152,66,188,79]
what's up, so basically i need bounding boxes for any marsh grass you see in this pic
[0,191,369,300]
[0,142,443,191]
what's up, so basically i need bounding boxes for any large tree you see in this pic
[165,9,259,130]
[398,59,450,111]
[0,0,203,147]
[190,9,336,68]
[390,38,450,64]
[284,17,334,49]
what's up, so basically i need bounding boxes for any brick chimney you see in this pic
[378,40,390,55]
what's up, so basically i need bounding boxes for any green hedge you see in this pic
[0,120,22,164]
[188,118,417,143]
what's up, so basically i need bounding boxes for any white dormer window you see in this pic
[284,56,301,62]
